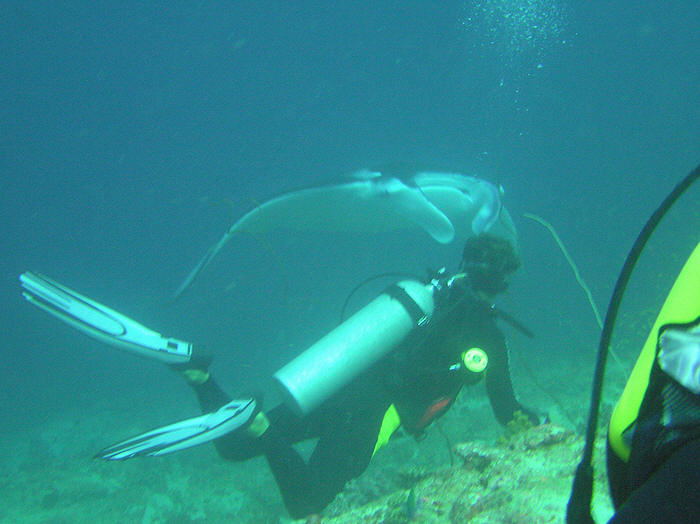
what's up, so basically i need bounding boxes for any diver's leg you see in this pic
[260,398,386,518]
[172,360,265,461]
[257,423,318,518]
[168,344,227,410]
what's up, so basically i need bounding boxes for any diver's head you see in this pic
[460,234,520,298]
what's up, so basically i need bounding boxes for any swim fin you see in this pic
[98,398,258,460]
[19,271,192,365]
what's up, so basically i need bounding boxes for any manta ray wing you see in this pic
[173,178,456,298]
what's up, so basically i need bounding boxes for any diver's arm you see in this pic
[484,333,539,426]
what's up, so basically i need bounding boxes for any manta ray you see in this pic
[174,169,518,298]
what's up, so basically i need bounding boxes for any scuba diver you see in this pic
[606,241,700,522]
[566,164,699,524]
[20,233,540,519]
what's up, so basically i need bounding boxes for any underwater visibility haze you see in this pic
[1,1,699,522]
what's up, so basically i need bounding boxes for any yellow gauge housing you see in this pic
[462,347,488,373]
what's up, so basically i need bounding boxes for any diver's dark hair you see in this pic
[461,234,520,295]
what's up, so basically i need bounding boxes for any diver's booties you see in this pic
[169,344,213,385]
[245,411,271,438]
[179,368,211,386]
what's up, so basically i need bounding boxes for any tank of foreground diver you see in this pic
[20,233,541,519]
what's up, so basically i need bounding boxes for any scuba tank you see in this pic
[273,279,435,416]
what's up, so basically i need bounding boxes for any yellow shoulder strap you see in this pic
[609,241,700,461]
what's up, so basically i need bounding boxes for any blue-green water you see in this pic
[1,2,698,522]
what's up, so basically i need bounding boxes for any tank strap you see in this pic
[385,284,429,326]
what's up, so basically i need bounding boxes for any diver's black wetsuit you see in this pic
[193,287,536,518]
[607,439,700,523]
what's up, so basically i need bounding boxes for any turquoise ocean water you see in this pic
[1,2,698,522]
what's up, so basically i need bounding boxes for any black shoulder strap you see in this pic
[384,284,429,326]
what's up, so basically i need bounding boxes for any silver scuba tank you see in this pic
[273,279,435,416]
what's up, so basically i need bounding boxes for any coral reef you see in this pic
[298,424,613,523]
[1,403,613,522]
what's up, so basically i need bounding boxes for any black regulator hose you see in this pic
[340,272,423,322]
